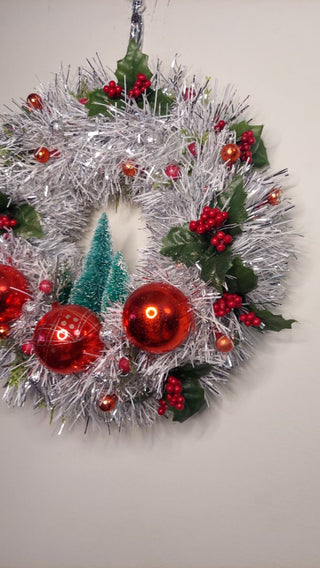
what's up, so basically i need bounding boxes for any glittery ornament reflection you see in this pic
[0,264,30,323]
[122,282,194,354]
[220,143,240,164]
[33,304,104,374]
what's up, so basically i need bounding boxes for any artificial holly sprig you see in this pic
[230,120,269,168]
[0,191,43,239]
[85,40,173,117]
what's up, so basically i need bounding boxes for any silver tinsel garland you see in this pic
[0,52,294,434]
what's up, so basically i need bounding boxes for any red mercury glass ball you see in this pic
[267,188,283,205]
[34,147,50,163]
[26,93,43,110]
[0,264,30,323]
[220,143,241,164]
[98,393,118,412]
[33,304,104,375]
[215,334,234,353]
[122,282,194,354]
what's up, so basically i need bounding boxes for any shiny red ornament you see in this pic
[98,393,118,412]
[0,323,11,339]
[38,279,53,294]
[33,304,104,375]
[122,282,194,354]
[0,264,30,324]
[34,147,50,163]
[121,161,137,177]
[267,188,283,205]
[220,143,241,164]
[26,93,43,110]
[215,334,234,353]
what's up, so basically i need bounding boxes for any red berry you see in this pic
[78,97,88,104]
[223,234,233,244]
[174,384,182,394]
[187,142,197,157]
[159,399,166,406]
[166,383,174,393]
[133,87,141,97]
[21,341,34,355]
[137,73,147,82]
[38,279,53,294]
[176,403,184,411]
[158,407,166,415]
[109,81,116,89]
[118,357,130,374]
[216,231,225,240]
[210,236,219,246]
[241,132,249,142]
[165,164,181,180]
[9,219,17,227]
[128,89,134,98]
[253,317,261,327]
[203,206,211,214]
[196,224,206,235]
[216,243,226,252]
[239,314,247,322]
[144,79,151,88]
[183,87,196,100]
[214,120,226,132]
[115,85,122,96]
[189,221,198,231]
[108,88,116,98]
[103,85,110,93]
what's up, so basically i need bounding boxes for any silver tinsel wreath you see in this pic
[0,19,294,433]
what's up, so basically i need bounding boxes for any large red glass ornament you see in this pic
[122,282,194,354]
[0,264,30,323]
[33,304,104,375]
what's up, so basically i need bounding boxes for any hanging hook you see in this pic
[129,0,145,49]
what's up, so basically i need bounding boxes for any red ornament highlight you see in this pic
[33,304,104,374]
[122,282,194,354]
[0,264,30,324]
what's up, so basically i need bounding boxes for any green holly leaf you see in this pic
[115,39,152,90]
[146,88,174,115]
[14,203,43,239]
[199,247,233,292]
[0,191,9,212]
[167,362,209,423]
[247,304,296,331]
[160,225,208,266]
[226,256,258,295]
[85,88,126,118]
[251,138,269,168]
[217,175,247,235]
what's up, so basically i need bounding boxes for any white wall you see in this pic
[0,1,319,567]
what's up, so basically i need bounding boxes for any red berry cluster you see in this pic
[128,73,151,99]
[157,375,185,415]
[213,293,243,317]
[239,312,261,327]
[238,130,255,163]
[103,80,122,99]
[189,207,233,252]
[0,214,17,231]
[214,120,226,132]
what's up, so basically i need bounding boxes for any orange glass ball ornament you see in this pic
[34,147,50,163]
[121,161,137,177]
[33,304,104,374]
[220,143,240,164]
[98,393,118,412]
[215,334,234,353]
[267,188,283,205]
[0,264,30,323]
[122,282,194,354]
[26,93,43,110]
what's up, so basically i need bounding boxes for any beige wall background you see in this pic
[0,1,319,567]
